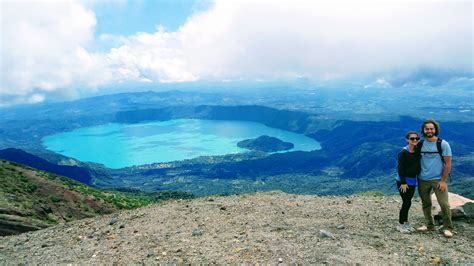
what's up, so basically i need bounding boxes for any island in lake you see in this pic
[237,135,294,152]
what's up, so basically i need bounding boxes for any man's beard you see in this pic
[424,132,434,138]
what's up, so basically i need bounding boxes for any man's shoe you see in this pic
[417,225,429,232]
[443,229,453,238]
[417,225,437,232]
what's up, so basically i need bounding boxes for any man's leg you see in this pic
[433,180,453,229]
[418,179,435,228]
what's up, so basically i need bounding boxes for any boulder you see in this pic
[462,202,474,218]
[431,192,474,220]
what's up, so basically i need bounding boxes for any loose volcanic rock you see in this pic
[1,191,473,264]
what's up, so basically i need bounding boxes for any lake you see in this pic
[43,119,321,168]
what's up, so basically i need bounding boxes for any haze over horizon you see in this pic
[1,0,472,107]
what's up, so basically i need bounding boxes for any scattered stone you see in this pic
[119,225,125,229]
[192,228,204,236]
[319,230,335,239]
[220,206,227,211]
[109,219,118,225]
[371,241,384,249]
[336,224,345,229]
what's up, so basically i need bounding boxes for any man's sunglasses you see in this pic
[409,137,420,141]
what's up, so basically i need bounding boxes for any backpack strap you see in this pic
[436,138,444,162]
[415,139,424,157]
[437,138,451,183]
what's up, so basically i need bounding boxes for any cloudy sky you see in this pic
[0,0,472,106]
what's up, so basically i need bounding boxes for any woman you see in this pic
[395,131,421,233]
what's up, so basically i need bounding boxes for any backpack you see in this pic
[415,138,444,162]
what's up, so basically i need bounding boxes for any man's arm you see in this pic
[438,156,452,192]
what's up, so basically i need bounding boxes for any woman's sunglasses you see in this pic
[409,137,420,141]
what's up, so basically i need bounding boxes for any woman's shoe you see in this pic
[397,224,413,234]
[403,223,415,233]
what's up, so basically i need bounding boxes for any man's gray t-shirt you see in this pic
[419,139,452,181]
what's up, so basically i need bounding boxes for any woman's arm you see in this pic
[397,150,408,184]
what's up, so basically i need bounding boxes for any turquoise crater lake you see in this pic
[43,119,321,169]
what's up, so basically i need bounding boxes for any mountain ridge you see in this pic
[0,148,93,185]
[0,160,115,236]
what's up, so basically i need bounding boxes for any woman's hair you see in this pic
[405,131,419,139]
[421,118,440,136]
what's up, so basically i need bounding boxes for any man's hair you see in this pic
[421,118,440,136]
[405,131,419,139]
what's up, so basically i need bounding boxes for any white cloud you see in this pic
[1,0,472,106]
[105,0,472,83]
[0,0,109,106]
[187,0,472,79]
[28,93,45,104]
[106,32,199,83]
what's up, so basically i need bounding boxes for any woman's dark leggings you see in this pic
[396,181,416,224]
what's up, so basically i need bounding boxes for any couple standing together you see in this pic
[396,119,453,238]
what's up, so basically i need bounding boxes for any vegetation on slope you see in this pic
[0,160,194,235]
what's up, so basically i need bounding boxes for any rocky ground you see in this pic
[1,191,473,264]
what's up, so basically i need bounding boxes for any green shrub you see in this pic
[50,196,62,203]
[25,183,38,193]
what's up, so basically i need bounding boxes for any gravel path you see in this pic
[1,191,473,264]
